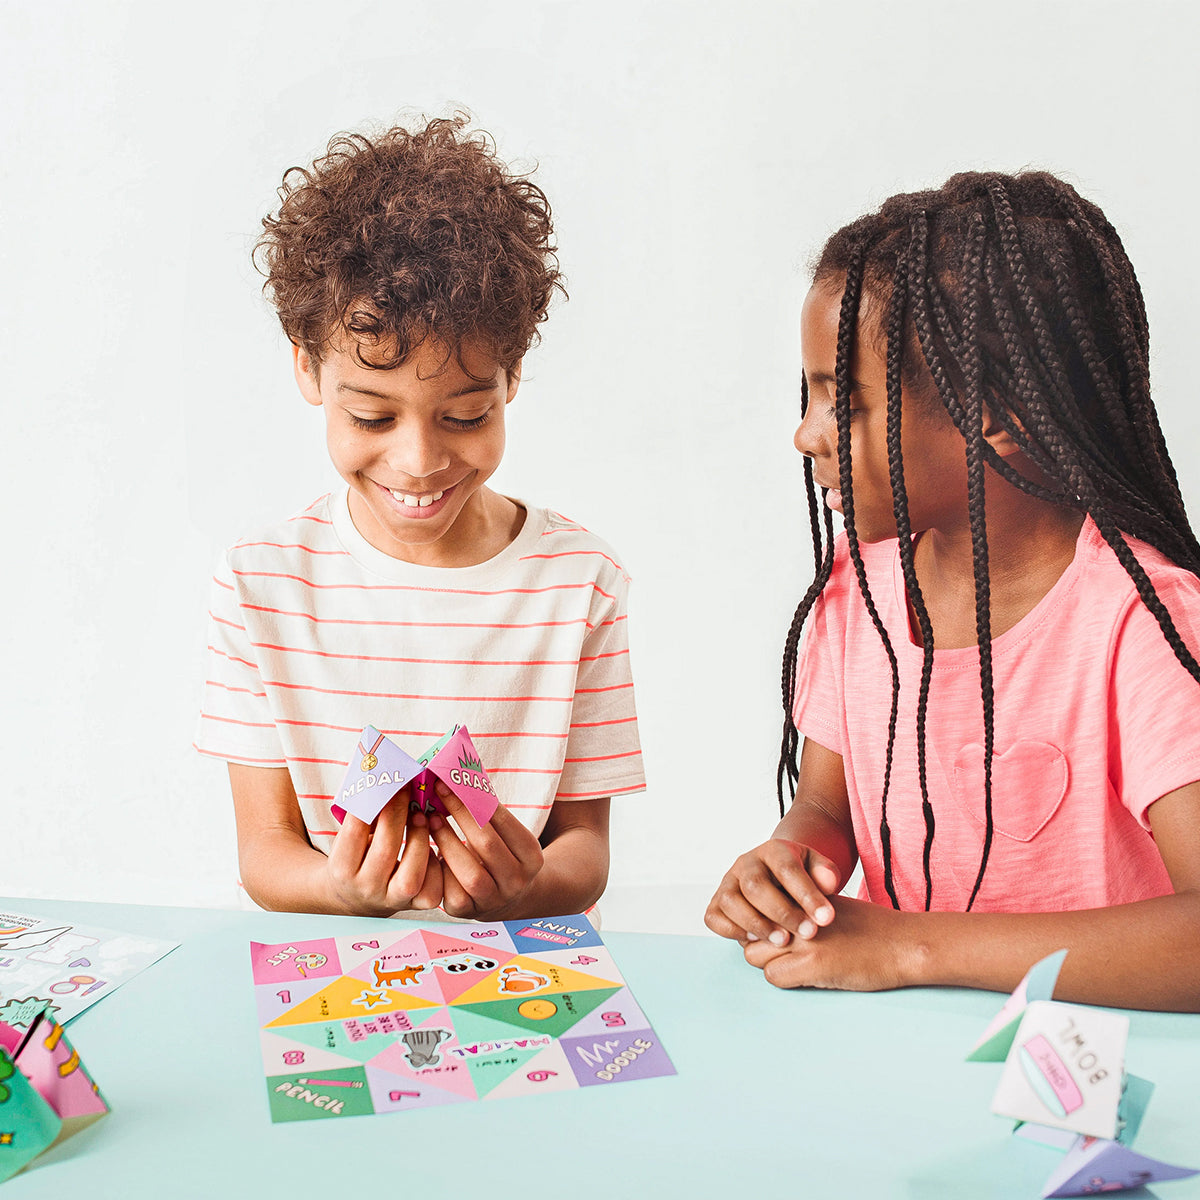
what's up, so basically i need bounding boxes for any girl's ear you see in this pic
[293,343,323,408]
[981,404,1023,458]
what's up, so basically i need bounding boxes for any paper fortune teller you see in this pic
[992,1000,1128,1140]
[331,724,499,829]
[1041,1134,1199,1198]
[970,951,1198,1197]
[968,948,1067,1062]
[0,1010,108,1182]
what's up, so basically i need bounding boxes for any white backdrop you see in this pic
[4,1,1198,925]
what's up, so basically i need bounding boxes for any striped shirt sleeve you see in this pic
[555,568,645,801]
[195,554,288,767]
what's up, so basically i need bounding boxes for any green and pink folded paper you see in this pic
[0,1008,108,1182]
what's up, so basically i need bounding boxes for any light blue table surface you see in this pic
[1,897,1197,1199]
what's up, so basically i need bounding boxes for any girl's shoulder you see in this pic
[1079,518,1200,610]
[1058,519,1200,667]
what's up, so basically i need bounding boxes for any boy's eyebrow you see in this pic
[336,381,498,401]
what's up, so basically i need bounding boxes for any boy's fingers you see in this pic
[428,785,544,915]
[476,798,544,877]
[436,846,476,915]
[434,786,540,881]
[430,815,499,901]
[433,785,502,847]
[328,814,371,877]
[361,798,407,881]
[393,813,444,910]
[386,807,430,899]
[410,856,444,910]
[440,871,470,916]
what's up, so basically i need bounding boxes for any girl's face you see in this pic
[794,280,969,544]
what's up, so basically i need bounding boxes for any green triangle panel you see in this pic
[266,1066,374,1122]
[966,1017,1021,1063]
[450,1006,551,1047]
[453,987,620,1040]
[282,1018,411,1065]
[460,1037,553,1099]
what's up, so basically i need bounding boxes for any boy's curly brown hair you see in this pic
[255,114,564,373]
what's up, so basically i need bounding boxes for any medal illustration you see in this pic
[358,732,384,772]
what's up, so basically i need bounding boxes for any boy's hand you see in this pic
[326,788,443,917]
[427,783,545,919]
[705,838,842,947]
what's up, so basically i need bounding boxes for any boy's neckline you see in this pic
[331,487,542,578]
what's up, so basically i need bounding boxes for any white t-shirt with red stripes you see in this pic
[195,491,645,852]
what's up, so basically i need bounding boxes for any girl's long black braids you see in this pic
[777,171,1200,912]
[886,235,936,911]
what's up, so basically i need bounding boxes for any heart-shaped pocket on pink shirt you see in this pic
[951,741,1069,842]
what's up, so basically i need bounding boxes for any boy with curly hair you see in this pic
[195,116,644,920]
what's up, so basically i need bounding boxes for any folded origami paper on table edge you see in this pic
[0,1010,108,1182]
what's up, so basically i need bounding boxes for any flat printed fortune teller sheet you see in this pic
[252,915,675,1121]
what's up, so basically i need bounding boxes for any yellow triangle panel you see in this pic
[266,975,438,1028]
[450,955,619,1007]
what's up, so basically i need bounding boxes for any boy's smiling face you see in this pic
[295,336,522,567]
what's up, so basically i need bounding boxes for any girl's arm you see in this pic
[229,764,443,916]
[706,738,859,944]
[429,790,611,920]
[743,779,1200,1012]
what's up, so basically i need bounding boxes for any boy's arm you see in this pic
[743,779,1200,1012]
[705,737,858,944]
[229,764,443,917]
[430,789,610,920]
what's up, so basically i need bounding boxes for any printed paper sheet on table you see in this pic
[251,914,674,1122]
[0,911,177,1029]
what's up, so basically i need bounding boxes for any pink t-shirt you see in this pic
[793,518,1200,913]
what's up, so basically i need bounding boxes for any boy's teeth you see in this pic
[391,489,444,508]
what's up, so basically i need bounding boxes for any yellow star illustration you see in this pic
[351,988,391,1011]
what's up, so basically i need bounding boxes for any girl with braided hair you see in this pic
[705,171,1200,1011]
